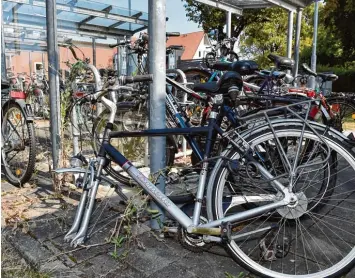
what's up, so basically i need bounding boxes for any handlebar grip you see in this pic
[168,45,184,50]
[121,74,153,84]
[166,32,180,37]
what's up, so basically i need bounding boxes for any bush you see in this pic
[316,62,355,92]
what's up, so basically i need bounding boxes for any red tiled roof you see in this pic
[166,31,205,60]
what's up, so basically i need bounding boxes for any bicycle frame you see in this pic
[100,114,292,232]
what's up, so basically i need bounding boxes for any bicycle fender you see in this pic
[3,99,34,122]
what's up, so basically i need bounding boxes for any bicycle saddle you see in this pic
[317,73,338,82]
[211,60,259,75]
[301,64,338,82]
[193,71,243,95]
[268,54,295,70]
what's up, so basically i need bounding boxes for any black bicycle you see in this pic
[1,78,36,186]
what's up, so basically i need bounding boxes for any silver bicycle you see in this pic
[56,70,355,278]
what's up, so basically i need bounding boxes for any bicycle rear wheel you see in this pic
[1,102,36,186]
[326,96,355,132]
[208,123,355,277]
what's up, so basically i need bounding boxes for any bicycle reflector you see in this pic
[10,91,26,99]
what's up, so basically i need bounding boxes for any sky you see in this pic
[101,0,203,34]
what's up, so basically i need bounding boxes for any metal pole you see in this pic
[41,52,45,78]
[309,1,319,89]
[92,38,96,67]
[293,7,303,78]
[29,52,32,77]
[226,11,232,38]
[46,0,61,169]
[1,24,7,80]
[116,39,121,76]
[148,0,166,230]
[128,0,132,31]
[286,11,294,58]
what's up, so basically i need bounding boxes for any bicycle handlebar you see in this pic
[119,74,153,84]
[109,39,131,48]
[141,32,180,43]
[167,45,184,50]
[166,32,180,37]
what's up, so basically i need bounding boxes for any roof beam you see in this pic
[79,5,112,26]
[239,4,271,9]
[194,0,243,15]
[5,0,148,25]
[4,11,134,37]
[109,12,143,28]
[5,42,47,52]
[12,3,23,12]
[4,23,108,39]
[263,0,296,11]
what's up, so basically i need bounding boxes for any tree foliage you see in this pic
[322,0,355,62]
[183,0,355,67]
[183,0,272,39]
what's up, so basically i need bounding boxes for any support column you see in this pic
[46,0,61,169]
[293,7,303,78]
[309,1,319,89]
[148,0,166,230]
[286,11,294,58]
[226,11,232,38]
[1,24,7,80]
[29,52,32,77]
[92,38,96,67]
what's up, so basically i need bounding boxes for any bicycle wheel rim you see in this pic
[211,126,355,278]
[1,104,35,185]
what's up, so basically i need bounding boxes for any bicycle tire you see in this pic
[208,122,355,278]
[1,102,36,186]
[326,96,355,133]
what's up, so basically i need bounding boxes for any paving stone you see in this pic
[4,229,84,277]
[5,231,53,269]
[76,253,123,278]
[43,240,77,268]
[27,213,69,243]
[125,243,184,276]
[178,249,248,278]
[148,263,198,278]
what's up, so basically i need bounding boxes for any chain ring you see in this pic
[177,216,214,253]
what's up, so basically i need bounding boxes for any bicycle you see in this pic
[1,78,36,186]
[55,72,355,278]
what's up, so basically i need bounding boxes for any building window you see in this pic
[34,62,44,77]
[199,51,201,57]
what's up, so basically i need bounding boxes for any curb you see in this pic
[4,229,84,278]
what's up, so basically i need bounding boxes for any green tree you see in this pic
[238,6,315,67]
[323,0,355,63]
[183,1,314,67]
[183,0,353,68]
[183,0,271,39]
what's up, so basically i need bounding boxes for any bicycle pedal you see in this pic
[220,221,232,242]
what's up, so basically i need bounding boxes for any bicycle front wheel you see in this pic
[208,123,355,278]
[1,102,36,186]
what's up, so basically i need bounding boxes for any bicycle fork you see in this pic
[64,157,106,247]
